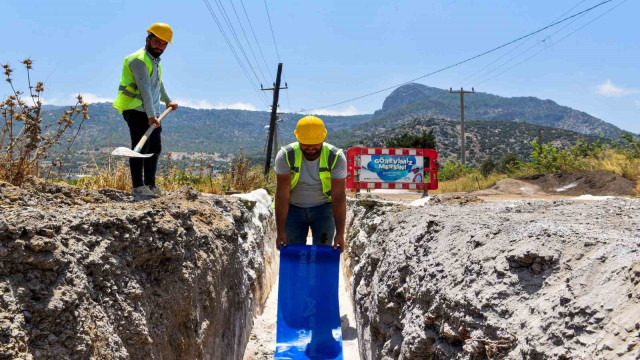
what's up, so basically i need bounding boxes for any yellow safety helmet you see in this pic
[294,116,327,144]
[147,23,173,44]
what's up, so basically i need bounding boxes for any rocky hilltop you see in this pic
[370,83,622,138]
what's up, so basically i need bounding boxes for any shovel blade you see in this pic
[111,147,154,158]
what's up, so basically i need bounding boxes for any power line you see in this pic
[212,0,266,92]
[475,0,628,86]
[202,0,269,107]
[239,0,274,82]
[262,0,293,113]
[470,11,588,85]
[263,0,281,61]
[459,0,587,84]
[300,0,616,113]
[228,0,270,85]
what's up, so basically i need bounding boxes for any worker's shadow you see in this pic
[340,315,358,341]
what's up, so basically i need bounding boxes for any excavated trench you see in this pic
[0,183,278,360]
[343,195,640,359]
[2,181,639,360]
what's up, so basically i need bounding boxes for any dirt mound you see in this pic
[0,184,277,360]
[472,178,546,196]
[346,197,640,359]
[0,179,132,209]
[518,170,636,196]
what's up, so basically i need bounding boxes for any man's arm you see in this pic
[275,173,291,250]
[160,81,178,110]
[331,177,347,252]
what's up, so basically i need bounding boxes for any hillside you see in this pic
[370,83,623,138]
[330,116,600,165]
[43,103,371,155]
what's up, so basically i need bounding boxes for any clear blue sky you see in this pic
[2,0,638,132]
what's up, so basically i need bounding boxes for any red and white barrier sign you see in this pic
[346,147,438,190]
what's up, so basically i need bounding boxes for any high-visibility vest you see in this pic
[112,48,162,114]
[282,142,343,201]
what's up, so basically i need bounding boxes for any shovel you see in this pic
[111,107,173,158]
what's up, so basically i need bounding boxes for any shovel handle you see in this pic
[133,107,173,153]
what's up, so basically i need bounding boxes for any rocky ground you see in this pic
[345,195,640,359]
[2,171,639,360]
[0,181,277,360]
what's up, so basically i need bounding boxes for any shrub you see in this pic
[530,141,562,173]
[619,132,640,159]
[569,136,606,159]
[438,159,472,181]
[0,60,89,186]
[479,156,496,177]
[496,153,523,174]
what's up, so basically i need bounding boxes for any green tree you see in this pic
[437,159,472,181]
[479,156,496,177]
[385,129,437,149]
[530,141,561,173]
[497,153,522,174]
[569,136,605,159]
[619,132,640,159]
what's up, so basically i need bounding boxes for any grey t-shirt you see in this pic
[275,147,347,208]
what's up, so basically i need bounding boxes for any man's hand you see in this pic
[148,117,161,128]
[333,232,344,252]
[276,232,287,250]
[166,102,179,110]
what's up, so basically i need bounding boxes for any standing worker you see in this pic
[113,23,179,197]
[274,116,347,251]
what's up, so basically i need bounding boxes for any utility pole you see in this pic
[449,87,475,165]
[261,63,287,175]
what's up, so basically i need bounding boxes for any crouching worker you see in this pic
[113,23,179,197]
[275,116,347,251]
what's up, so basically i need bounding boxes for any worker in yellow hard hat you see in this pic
[113,23,179,198]
[274,116,347,251]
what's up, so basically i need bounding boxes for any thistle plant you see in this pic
[0,60,89,186]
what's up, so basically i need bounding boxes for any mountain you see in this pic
[370,83,623,138]
[331,116,600,165]
[42,103,372,155]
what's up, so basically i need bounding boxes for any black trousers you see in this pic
[123,110,162,188]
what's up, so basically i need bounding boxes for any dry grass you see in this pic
[75,157,131,191]
[433,172,508,193]
[75,152,273,195]
[576,149,640,194]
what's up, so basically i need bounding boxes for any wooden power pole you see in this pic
[449,87,475,165]
[261,63,287,175]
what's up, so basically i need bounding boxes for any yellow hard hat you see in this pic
[294,116,327,144]
[147,23,173,44]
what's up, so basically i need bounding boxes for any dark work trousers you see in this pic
[123,110,162,188]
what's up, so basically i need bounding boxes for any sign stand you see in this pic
[346,147,439,192]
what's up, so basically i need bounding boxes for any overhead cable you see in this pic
[228,0,271,85]
[239,0,274,82]
[458,0,591,85]
[202,0,270,107]
[300,0,616,113]
[475,0,628,86]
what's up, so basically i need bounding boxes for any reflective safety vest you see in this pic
[282,142,343,201]
[112,48,162,114]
